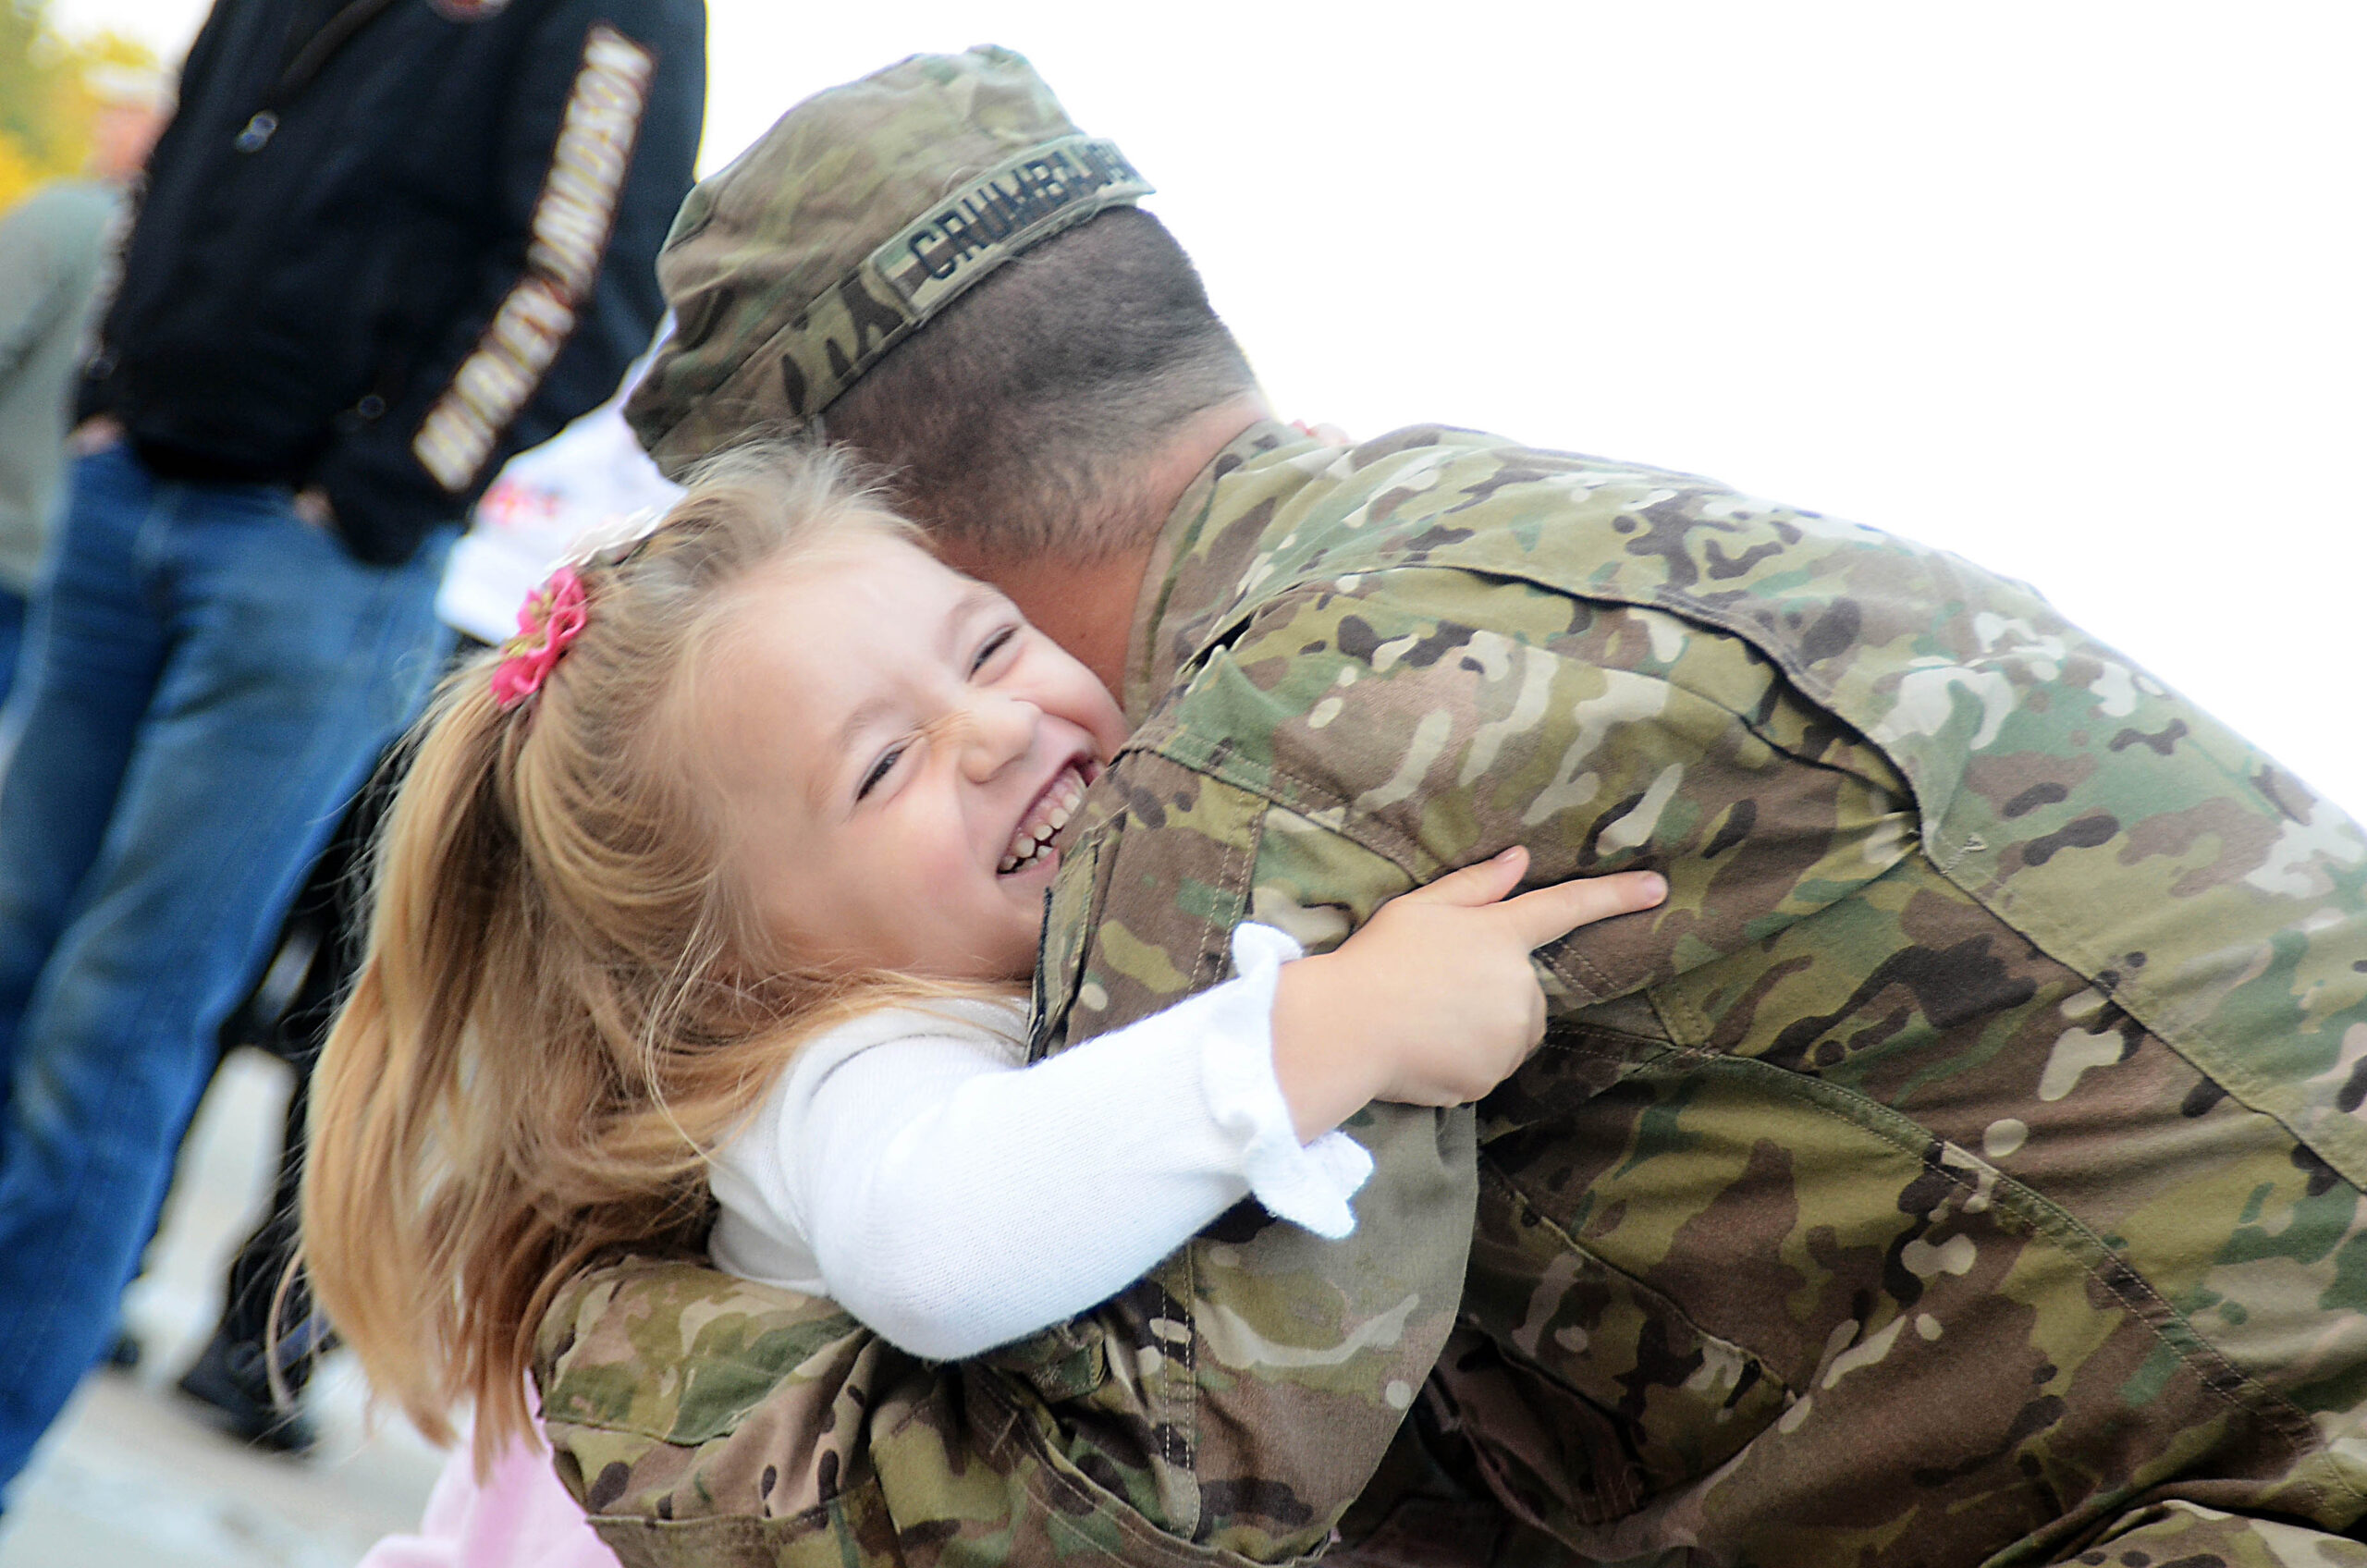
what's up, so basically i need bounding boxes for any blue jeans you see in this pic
[0,444,451,1486]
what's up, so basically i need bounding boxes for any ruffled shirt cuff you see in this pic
[1199,922,1375,1239]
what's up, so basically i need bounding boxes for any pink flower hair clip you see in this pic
[490,566,589,709]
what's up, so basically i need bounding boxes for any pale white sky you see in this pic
[55,0,2367,813]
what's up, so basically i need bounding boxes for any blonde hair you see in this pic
[300,447,984,1467]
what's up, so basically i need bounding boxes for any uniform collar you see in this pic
[1122,419,1312,718]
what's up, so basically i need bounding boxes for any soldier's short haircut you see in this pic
[821,209,1257,563]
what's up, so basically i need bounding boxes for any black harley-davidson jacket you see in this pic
[80,0,703,565]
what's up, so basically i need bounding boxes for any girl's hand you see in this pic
[1269,847,1667,1141]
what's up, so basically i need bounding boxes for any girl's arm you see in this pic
[730,850,1664,1361]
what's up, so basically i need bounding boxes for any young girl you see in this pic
[300,447,1666,1512]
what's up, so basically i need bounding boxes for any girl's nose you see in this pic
[957,690,1036,779]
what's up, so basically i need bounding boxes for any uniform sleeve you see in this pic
[305,0,703,564]
[738,929,1368,1363]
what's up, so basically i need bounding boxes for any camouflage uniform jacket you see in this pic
[537,422,2367,1568]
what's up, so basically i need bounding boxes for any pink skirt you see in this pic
[357,1435,618,1568]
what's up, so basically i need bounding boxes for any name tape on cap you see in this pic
[871,134,1153,321]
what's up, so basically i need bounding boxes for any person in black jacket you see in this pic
[0,0,702,1492]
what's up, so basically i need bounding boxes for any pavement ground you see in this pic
[0,1050,446,1567]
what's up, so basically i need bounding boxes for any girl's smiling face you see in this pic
[699,529,1130,983]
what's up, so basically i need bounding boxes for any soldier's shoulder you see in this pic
[1315,423,1728,501]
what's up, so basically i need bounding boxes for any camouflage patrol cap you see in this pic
[624,46,1152,478]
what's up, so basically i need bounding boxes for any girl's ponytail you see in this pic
[301,678,570,1452]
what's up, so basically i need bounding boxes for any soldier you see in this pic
[532,47,2367,1568]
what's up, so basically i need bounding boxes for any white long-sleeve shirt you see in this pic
[705,923,1372,1361]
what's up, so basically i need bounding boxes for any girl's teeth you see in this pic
[1000,765,1092,873]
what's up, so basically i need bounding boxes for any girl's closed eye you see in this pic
[855,743,907,802]
[970,624,1018,675]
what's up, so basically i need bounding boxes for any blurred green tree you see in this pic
[1,0,158,212]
